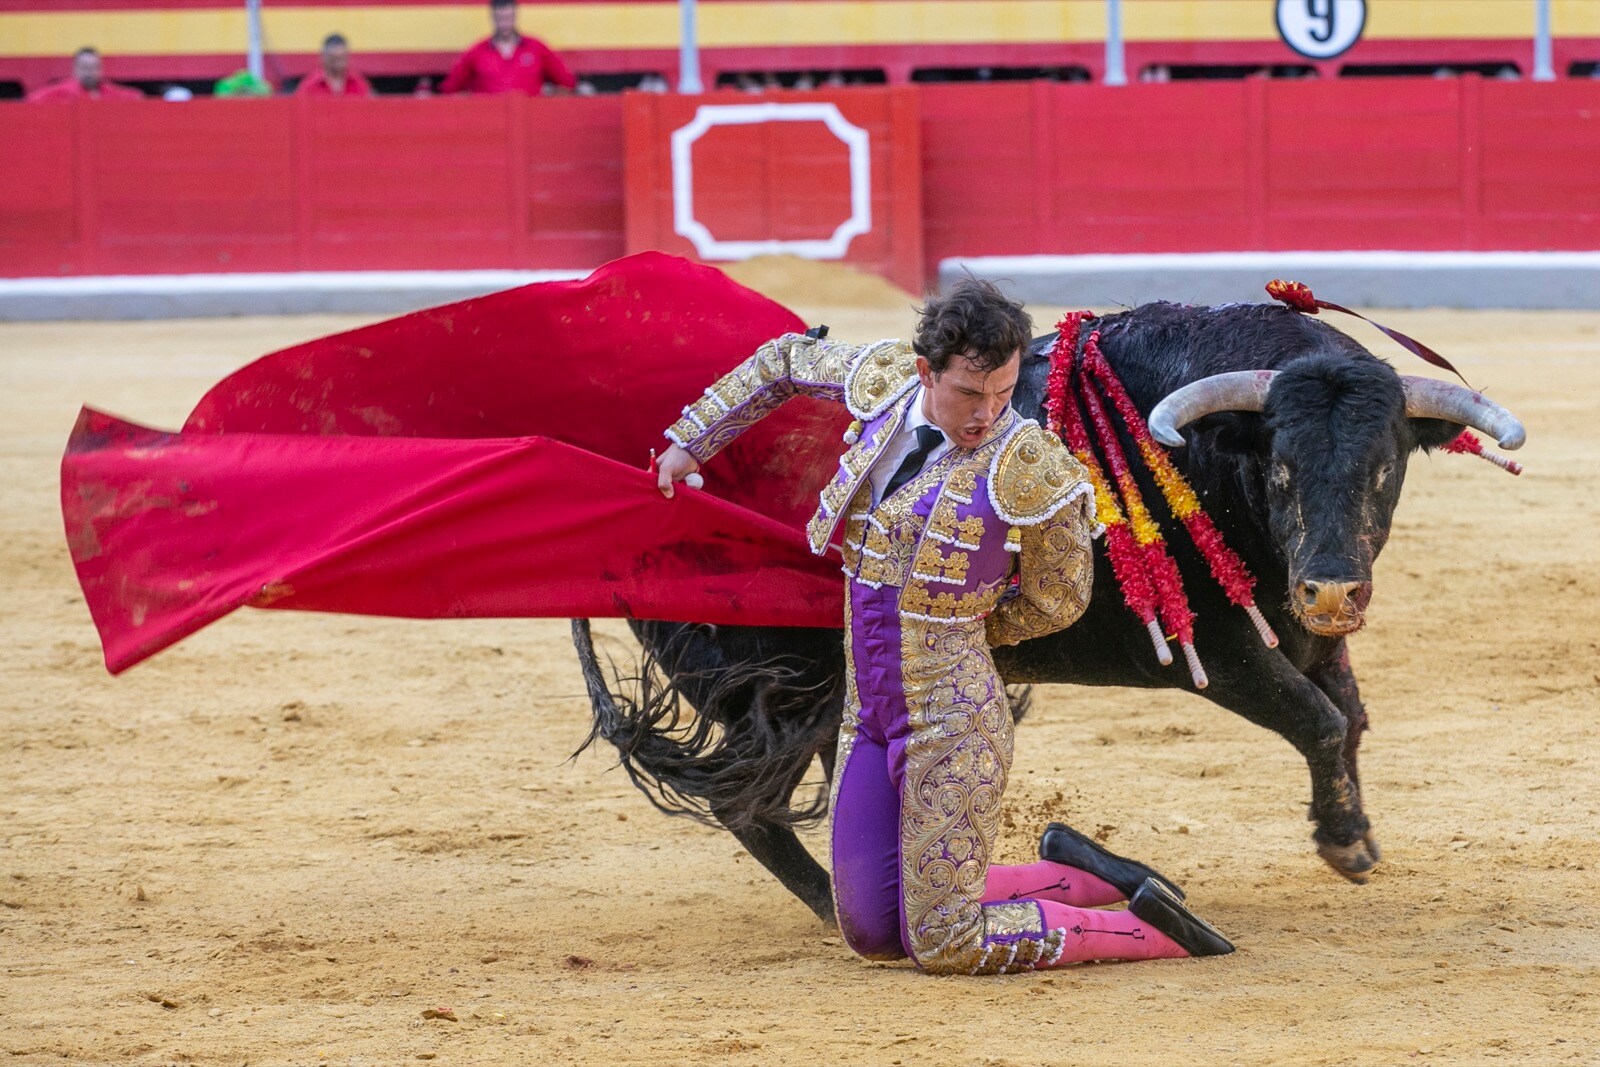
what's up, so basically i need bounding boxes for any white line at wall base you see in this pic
[942,251,1600,310]
[0,270,590,322]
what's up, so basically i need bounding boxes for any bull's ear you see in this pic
[1201,412,1270,455]
[1408,418,1464,453]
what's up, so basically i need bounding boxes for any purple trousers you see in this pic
[828,582,1071,974]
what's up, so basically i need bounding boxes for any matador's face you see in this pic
[917,350,1020,449]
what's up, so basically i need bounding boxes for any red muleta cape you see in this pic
[61,253,852,674]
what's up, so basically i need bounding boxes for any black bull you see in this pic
[570,300,1525,924]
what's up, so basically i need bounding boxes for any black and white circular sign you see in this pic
[1275,0,1366,60]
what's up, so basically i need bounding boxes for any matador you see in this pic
[656,279,1234,974]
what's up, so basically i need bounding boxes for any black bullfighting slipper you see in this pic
[1039,821,1187,901]
[1128,878,1236,957]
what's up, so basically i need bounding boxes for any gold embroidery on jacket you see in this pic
[912,542,970,585]
[984,491,1096,647]
[844,341,919,419]
[836,413,1021,607]
[899,584,992,623]
[667,334,859,463]
[955,515,987,549]
[943,466,977,496]
[862,523,892,559]
[857,523,918,588]
[923,497,961,544]
[987,420,1094,527]
[923,513,986,551]
[808,405,909,554]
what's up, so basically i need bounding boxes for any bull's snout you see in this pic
[1294,579,1373,636]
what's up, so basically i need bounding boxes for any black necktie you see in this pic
[882,425,944,499]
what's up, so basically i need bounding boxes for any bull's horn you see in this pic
[1148,370,1278,447]
[1401,377,1526,450]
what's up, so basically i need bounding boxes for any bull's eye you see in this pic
[1375,462,1394,490]
[1270,461,1292,490]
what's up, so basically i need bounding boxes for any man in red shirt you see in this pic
[296,34,374,97]
[439,0,576,96]
[28,48,144,102]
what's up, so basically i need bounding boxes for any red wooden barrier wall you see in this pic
[920,78,1600,273]
[621,88,924,293]
[0,94,625,277]
[2,80,1598,284]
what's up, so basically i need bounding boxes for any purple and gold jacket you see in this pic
[666,332,1098,646]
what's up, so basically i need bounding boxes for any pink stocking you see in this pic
[1034,899,1189,965]
[984,859,1126,908]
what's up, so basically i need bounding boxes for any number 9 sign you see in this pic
[1275,0,1366,60]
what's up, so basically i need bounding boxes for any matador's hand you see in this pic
[654,444,702,498]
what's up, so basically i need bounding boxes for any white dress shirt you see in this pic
[865,385,951,505]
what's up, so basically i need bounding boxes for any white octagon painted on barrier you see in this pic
[670,102,872,261]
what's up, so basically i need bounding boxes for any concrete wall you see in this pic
[943,252,1600,310]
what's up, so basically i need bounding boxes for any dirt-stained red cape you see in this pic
[61,253,852,674]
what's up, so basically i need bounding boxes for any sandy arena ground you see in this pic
[3,266,1598,1066]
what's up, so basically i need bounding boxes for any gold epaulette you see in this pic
[844,340,919,420]
[986,421,1093,526]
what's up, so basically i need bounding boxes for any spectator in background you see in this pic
[297,34,373,97]
[440,0,576,96]
[28,47,143,101]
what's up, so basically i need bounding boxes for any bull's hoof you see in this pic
[1316,837,1379,883]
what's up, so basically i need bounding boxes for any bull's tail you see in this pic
[568,619,841,832]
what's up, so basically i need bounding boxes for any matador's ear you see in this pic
[804,324,830,340]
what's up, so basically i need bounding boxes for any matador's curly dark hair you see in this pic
[912,277,1033,375]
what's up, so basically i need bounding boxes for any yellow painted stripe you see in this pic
[702,1,1105,48]
[1122,0,1277,43]
[1362,0,1540,42]
[0,0,1581,58]
[2,10,254,57]
[1554,0,1600,36]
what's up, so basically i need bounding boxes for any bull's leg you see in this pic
[1203,649,1378,883]
[717,816,834,924]
[620,620,846,921]
[1305,643,1368,791]
[1305,642,1381,864]
[711,727,838,925]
